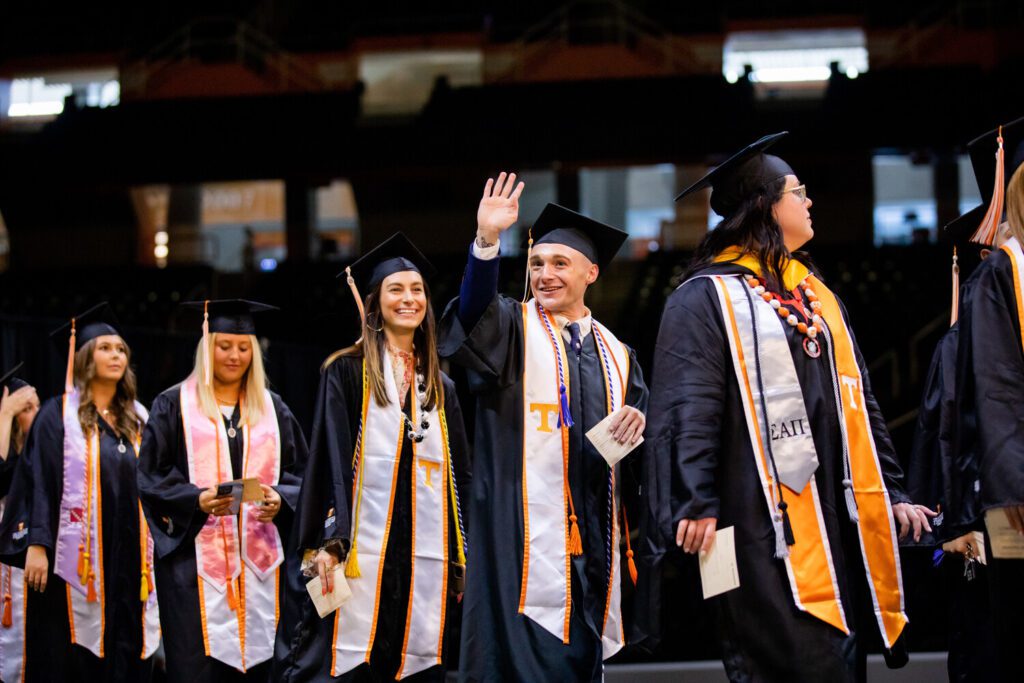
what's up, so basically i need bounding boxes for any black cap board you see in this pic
[342,232,435,293]
[179,299,279,335]
[0,363,28,392]
[945,116,1024,243]
[530,203,628,271]
[49,302,121,351]
[675,132,794,218]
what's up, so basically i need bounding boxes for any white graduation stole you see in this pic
[58,397,159,659]
[331,354,452,679]
[519,300,630,658]
[180,377,284,672]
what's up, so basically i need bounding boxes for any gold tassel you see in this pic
[140,570,150,602]
[2,594,11,628]
[521,228,534,303]
[226,578,238,611]
[202,301,211,385]
[80,551,91,586]
[344,545,362,578]
[568,514,583,557]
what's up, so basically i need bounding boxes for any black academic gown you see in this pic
[0,397,154,683]
[277,354,471,683]
[642,264,910,683]
[955,249,1024,682]
[136,384,306,683]
[439,294,649,683]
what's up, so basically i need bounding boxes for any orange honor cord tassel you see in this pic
[226,577,238,611]
[86,574,97,603]
[65,318,76,393]
[2,566,11,628]
[622,507,638,586]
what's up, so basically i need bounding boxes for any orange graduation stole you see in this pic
[702,263,907,648]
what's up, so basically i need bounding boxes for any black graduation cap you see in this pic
[179,299,279,335]
[342,232,435,294]
[943,117,1024,245]
[530,203,628,271]
[48,302,121,351]
[0,363,28,393]
[675,132,794,218]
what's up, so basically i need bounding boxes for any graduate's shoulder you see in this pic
[664,263,747,309]
[34,395,65,424]
[150,383,186,413]
[320,350,363,378]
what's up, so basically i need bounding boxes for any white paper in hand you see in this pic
[305,565,353,618]
[985,509,1024,559]
[585,409,644,468]
[699,526,740,599]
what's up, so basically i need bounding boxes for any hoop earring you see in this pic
[366,313,384,333]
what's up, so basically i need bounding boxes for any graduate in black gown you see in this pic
[0,303,160,682]
[137,300,306,683]
[278,233,471,683]
[0,364,39,682]
[439,174,648,682]
[643,134,935,682]
[905,121,1024,682]
[951,116,1024,682]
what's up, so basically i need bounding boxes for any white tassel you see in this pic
[772,513,790,559]
[843,478,860,522]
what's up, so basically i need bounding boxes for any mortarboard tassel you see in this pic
[65,318,76,393]
[202,301,211,386]
[521,228,534,303]
[345,266,366,327]
[950,247,960,326]
[970,125,1005,246]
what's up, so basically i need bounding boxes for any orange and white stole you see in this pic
[999,236,1024,352]
[0,502,26,680]
[519,300,630,657]
[55,394,160,659]
[331,355,454,679]
[180,376,283,671]
[703,272,907,647]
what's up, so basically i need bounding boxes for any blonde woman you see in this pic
[0,303,160,681]
[138,299,307,683]
[281,234,470,683]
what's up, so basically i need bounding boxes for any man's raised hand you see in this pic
[477,172,525,247]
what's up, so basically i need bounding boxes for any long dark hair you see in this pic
[74,337,142,442]
[324,279,443,412]
[685,177,811,292]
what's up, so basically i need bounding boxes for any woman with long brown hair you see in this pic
[137,299,307,683]
[280,233,470,682]
[0,303,160,681]
[642,133,935,681]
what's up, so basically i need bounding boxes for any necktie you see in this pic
[568,322,582,360]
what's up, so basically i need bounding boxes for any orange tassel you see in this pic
[568,514,583,557]
[77,543,86,581]
[146,570,155,593]
[226,578,238,611]
[202,301,212,385]
[2,594,11,628]
[86,576,97,603]
[65,318,76,393]
[971,125,1005,246]
[626,549,638,586]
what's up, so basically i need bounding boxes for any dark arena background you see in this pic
[2,2,1023,680]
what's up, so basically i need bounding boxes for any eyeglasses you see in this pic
[783,184,808,203]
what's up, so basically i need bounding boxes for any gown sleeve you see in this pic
[137,390,207,559]
[26,399,64,551]
[293,359,358,558]
[964,253,1024,510]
